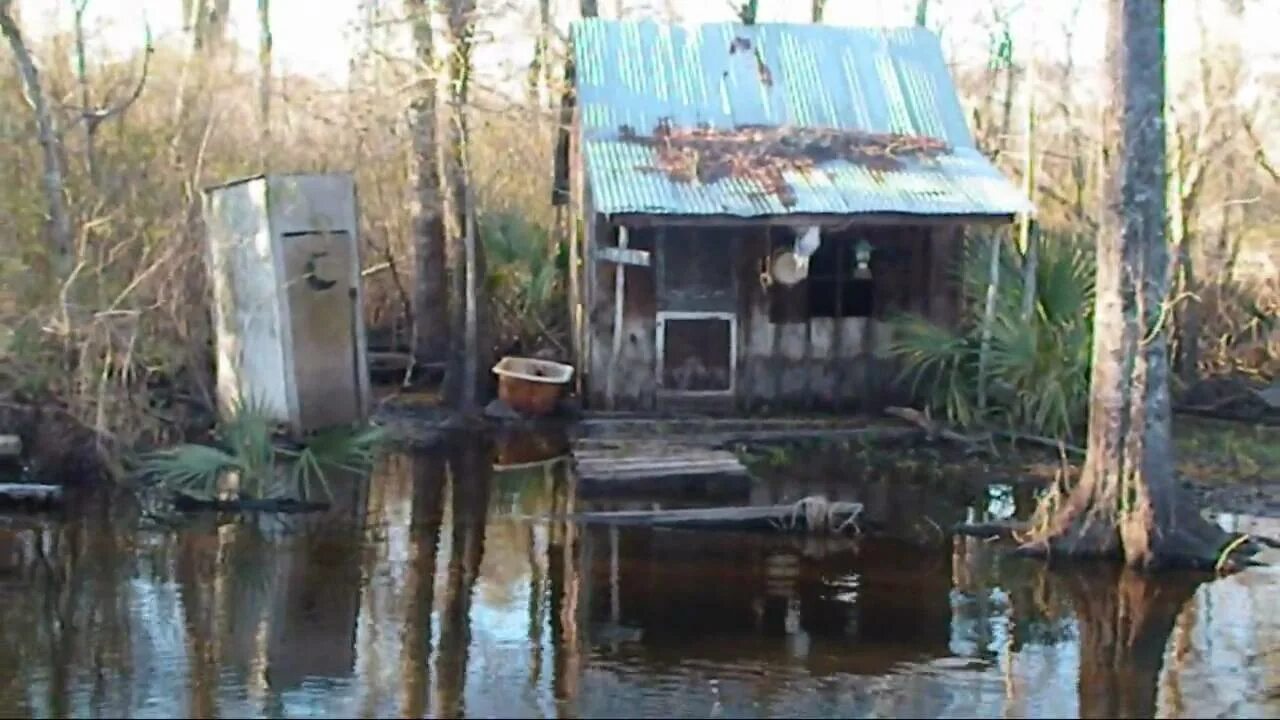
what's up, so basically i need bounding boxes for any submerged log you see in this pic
[0,483,63,508]
[172,493,331,513]
[571,499,864,534]
[953,521,1026,540]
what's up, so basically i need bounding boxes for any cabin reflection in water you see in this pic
[578,529,955,672]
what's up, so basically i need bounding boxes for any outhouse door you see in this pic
[282,230,362,431]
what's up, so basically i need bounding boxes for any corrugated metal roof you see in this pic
[572,19,1034,219]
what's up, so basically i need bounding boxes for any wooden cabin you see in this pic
[555,20,1032,414]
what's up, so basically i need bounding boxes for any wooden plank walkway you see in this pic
[0,484,63,507]
[571,502,863,532]
[572,440,748,483]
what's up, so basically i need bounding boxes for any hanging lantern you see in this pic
[853,238,873,280]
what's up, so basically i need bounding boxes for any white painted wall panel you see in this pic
[205,178,292,423]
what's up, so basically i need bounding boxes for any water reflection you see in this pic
[0,440,1277,718]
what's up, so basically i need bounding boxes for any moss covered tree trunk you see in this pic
[256,0,272,169]
[1019,0,1238,571]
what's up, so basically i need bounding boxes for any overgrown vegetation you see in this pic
[134,399,385,505]
[0,0,1275,484]
[889,222,1276,443]
[0,6,563,479]
[483,212,569,357]
[889,232,1096,441]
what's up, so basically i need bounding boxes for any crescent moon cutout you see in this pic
[304,251,338,291]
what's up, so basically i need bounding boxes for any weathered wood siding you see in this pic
[584,221,964,413]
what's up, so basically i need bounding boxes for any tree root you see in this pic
[1016,496,1264,574]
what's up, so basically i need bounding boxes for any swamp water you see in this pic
[0,437,1278,719]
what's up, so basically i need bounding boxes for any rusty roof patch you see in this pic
[620,120,951,208]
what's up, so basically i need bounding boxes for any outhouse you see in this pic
[202,173,371,435]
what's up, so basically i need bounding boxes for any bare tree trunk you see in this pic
[976,230,1001,412]
[1,1,74,284]
[1020,0,1240,571]
[173,0,229,128]
[72,1,96,185]
[257,0,272,170]
[1018,8,1039,323]
[991,13,1017,165]
[811,0,826,22]
[72,4,151,192]
[581,0,598,18]
[442,0,490,410]
[1169,137,1199,385]
[406,0,449,368]
[914,0,930,27]
[529,0,552,107]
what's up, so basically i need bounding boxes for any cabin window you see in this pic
[806,238,874,318]
[768,231,875,322]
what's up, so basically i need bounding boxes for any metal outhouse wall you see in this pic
[202,173,370,435]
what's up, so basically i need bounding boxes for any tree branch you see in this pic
[1241,115,1280,184]
[85,17,153,132]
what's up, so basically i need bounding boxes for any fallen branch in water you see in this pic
[952,521,1027,540]
[885,406,1085,457]
[172,493,331,514]
[885,406,990,454]
[992,430,1085,457]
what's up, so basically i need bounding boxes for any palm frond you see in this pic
[887,233,1097,440]
[134,396,386,506]
[135,444,242,499]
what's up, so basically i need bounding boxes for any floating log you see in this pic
[571,500,864,534]
[0,435,19,459]
[0,483,63,508]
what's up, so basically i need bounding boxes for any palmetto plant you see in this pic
[888,233,1096,441]
[483,211,568,352]
[134,397,385,504]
